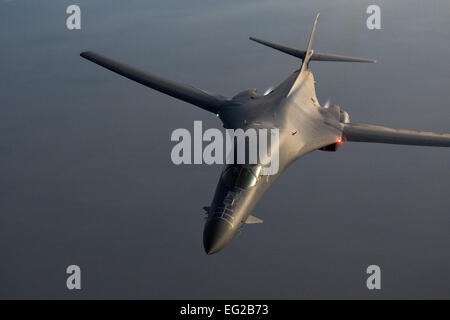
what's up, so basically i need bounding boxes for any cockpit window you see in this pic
[221,165,261,189]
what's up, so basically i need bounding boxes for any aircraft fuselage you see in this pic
[203,70,343,254]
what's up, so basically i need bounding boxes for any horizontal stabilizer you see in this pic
[249,37,376,63]
[80,51,227,113]
[344,123,450,147]
[246,215,263,224]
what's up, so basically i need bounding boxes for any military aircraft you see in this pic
[80,14,450,255]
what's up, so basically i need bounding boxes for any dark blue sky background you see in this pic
[1,0,449,298]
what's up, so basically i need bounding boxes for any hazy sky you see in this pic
[1,0,449,299]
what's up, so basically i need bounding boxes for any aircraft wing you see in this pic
[80,51,228,114]
[343,123,450,147]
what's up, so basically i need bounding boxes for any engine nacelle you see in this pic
[319,142,342,152]
[339,109,350,123]
[319,104,348,152]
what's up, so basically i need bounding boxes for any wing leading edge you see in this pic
[80,51,228,114]
[343,123,450,147]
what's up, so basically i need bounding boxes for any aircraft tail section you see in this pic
[286,13,321,96]
[301,13,320,73]
[250,14,376,64]
[249,37,376,63]
[251,13,376,98]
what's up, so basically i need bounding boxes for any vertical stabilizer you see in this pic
[300,13,320,73]
[287,13,320,97]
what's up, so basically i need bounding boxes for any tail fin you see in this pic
[301,13,320,72]
[249,14,376,64]
[286,13,322,96]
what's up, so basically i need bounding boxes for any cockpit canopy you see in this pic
[221,164,262,190]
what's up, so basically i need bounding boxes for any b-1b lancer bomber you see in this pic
[80,14,450,254]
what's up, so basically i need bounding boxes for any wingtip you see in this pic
[80,51,95,59]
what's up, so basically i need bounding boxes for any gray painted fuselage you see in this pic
[204,69,343,254]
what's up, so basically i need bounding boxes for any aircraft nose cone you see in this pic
[203,219,234,255]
